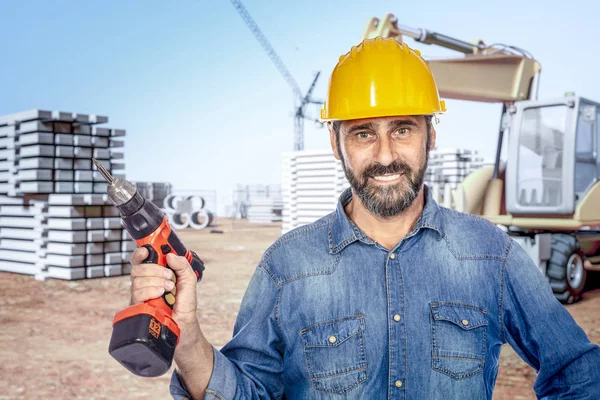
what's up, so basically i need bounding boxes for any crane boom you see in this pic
[230,0,303,101]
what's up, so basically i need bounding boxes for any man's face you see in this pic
[330,116,434,219]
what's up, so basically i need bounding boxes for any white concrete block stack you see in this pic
[426,148,494,190]
[0,109,135,280]
[281,150,349,234]
[133,181,173,208]
[244,184,283,224]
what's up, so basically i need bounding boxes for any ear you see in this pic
[328,122,341,160]
[428,123,437,151]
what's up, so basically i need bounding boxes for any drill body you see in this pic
[94,159,204,378]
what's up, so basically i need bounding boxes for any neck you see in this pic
[344,187,426,251]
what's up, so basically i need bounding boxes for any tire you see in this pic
[546,234,587,304]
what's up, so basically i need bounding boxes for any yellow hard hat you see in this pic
[320,37,446,121]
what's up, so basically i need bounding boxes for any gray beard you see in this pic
[338,149,429,219]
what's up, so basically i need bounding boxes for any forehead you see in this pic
[341,115,424,131]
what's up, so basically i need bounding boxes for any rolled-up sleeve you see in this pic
[502,239,600,398]
[169,264,284,399]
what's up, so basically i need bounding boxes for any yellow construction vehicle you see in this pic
[363,14,600,304]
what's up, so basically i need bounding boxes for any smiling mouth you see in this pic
[370,173,403,182]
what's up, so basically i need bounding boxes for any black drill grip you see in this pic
[140,244,158,264]
[189,250,205,282]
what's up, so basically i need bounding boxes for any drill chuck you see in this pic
[92,158,144,217]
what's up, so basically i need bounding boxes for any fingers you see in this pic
[166,253,195,282]
[130,277,175,305]
[130,285,166,305]
[130,247,149,266]
[130,262,174,281]
[132,276,174,291]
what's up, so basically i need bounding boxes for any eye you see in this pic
[356,132,372,139]
[396,128,409,135]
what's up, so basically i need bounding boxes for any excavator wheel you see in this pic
[546,234,587,304]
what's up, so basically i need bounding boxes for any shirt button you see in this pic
[395,380,403,388]
[462,319,469,326]
[389,253,396,259]
[393,314,401,322]
[328,336,337,344]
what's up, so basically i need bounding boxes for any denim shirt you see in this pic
[170,185,600,399]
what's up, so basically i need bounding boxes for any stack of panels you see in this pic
[247,198,284,223]
[281,150,349,234]
[426,148,494,190]
[150,182,172,208]
[0,109,135,280]
[246,184,283,224]
[281,154,295,231]
[134,181,172,208]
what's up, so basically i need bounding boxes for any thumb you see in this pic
[166,253,197,285]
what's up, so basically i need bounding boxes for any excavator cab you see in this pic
[363,15,600,304]
[506,96,600,216]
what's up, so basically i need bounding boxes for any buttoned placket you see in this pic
[386,250,406,399]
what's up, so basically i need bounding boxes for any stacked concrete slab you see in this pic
[247,197,283,223]
[133,181,173,209]
[281,150,349,234]
[230,184,283,223]
[0,109,135,280]
[426,148,494,190]
[246,184,283,223]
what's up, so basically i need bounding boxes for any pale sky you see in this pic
[1,0,598,214]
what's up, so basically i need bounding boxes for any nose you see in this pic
[373,135,395,166]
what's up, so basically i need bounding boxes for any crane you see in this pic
[229,0,322,151]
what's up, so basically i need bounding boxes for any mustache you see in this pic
[362,160,411,178]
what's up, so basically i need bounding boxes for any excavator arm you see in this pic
[362,14,542,103]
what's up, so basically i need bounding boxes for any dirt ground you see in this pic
[1,218,599,400]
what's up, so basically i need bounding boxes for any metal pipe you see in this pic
[395,23,484,54]
[392,24,425,41]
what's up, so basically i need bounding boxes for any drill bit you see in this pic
[92,158,115,184]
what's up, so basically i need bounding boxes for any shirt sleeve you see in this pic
[502,238,600,398]
[169,264,285,400]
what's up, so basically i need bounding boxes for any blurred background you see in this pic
[1,1,600,399]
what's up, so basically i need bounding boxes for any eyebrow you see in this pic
[346,119,418,135]
[388,119,418,131]
[347,122,375,134]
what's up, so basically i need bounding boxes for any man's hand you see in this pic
[129,247,199,327]
[129,247,215,399]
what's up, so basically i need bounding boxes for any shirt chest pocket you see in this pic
[300,314,368,395]
[430,302,489,380]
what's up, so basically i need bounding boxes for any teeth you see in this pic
[372,174,400,181]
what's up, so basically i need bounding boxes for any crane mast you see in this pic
[230,0,322,151]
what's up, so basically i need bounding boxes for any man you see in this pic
[129,37,600,399]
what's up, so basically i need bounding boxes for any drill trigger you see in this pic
[141,244,158,264]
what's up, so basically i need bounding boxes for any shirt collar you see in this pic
[328,184,444,254]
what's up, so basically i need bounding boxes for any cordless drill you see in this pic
[93,158,205,378]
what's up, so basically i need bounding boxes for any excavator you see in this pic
[363,14,600,304]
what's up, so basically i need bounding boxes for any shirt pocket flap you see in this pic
[301,314,365,348]
[430,303,488,330]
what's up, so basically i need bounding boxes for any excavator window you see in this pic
[517,105,567,207]
[574,104,597,196]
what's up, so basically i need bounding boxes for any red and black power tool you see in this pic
[93,158,205,378]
